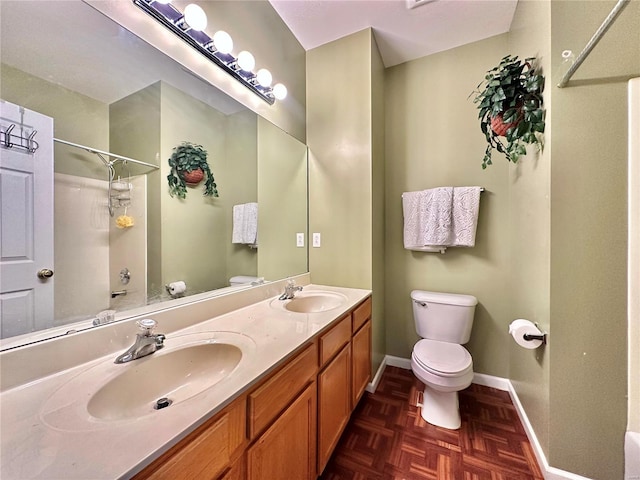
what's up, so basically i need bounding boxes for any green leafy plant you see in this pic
[167,142,218,198]
[471,55,546,169]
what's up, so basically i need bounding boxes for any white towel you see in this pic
[232,203,258,245]
[232,204,246,244]
[402,186,481,250]
[243,202,258,245]
[451,187,482,247]
[402,187,453,250]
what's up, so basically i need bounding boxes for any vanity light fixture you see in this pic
[132,0,287,104]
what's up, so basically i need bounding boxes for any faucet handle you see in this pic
[136,318,157,335]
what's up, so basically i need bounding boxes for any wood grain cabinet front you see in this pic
[247,342,317,439]
[247,382,317,480]
[351,297,372,409]
[317,343,352,474]
[133,397,246,480]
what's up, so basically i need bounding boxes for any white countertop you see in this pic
[0,283,370,479]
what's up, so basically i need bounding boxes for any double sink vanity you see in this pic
[0,278,372,479]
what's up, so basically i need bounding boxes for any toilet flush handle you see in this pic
[414,300,427,308]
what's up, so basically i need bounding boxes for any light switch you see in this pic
[296,233,305,247]
[312,232,321,248]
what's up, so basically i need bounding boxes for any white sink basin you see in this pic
[88,342,241,421]
[41,331,255,429]
[271,291,347,313]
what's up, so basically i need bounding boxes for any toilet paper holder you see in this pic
[522,322,547,345]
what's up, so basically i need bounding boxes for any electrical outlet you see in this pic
[312,232,321,248]
[296,233,304,247]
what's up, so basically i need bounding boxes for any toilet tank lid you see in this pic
[230,275,263,284]
[410,290,477,306]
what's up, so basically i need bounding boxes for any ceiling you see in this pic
[268,0,518,67]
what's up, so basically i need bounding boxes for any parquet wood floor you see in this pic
[320,366,544,480]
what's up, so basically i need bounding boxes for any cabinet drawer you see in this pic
[319,314,351,366]
[248,342,317,439]
[135,398,245,480]
[352,297,372,333]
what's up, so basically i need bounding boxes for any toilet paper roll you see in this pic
[509,319,543,349]
[168,281,186,296]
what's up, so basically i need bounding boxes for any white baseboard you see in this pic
[366,355,592,480]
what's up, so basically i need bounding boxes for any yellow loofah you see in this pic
[115,215,134,228]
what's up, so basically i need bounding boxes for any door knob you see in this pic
[37,268,54,279]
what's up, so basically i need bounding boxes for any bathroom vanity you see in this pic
[0,279,371,479]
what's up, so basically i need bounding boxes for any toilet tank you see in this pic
[411,290,478,343]
[229,275,262,286]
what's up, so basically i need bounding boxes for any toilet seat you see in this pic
[412,339,472,376]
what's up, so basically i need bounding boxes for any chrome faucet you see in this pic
[279,280,303,300]
[114,319,165,364]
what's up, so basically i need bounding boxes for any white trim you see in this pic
[472,372,511,391]
[385,355,412,370]
[366,356,412,393]
[366,357,387,393]
[367,355,593,480]
[627,77,640,480]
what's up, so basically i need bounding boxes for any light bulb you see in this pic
[273,83,287,100]
[213,30,233,54]
[256,68,272,87]
[237,51,255,72]
[183,4,207,31]
[154,0,171,4]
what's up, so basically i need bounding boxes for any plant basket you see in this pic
[181,168,205,186]
[471,55,545,169]
[167,142,218,199]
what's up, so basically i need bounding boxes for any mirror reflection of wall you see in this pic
[0,1,308,344]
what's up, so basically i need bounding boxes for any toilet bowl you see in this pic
[409,290,477,430]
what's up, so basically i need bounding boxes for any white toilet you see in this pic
[409,290,478,430]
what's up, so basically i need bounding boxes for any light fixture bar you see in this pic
[132,0,276,104]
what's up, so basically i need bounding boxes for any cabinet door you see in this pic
[317,344,351,474]
[352,320,372,408]
[134,399,246,480]
[247,382,317,480]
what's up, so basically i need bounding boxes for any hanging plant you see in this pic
[167,141,218,198]
[471,55,546,169]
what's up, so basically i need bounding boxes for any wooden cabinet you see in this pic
[133,398,246,480]
[317,343,351,473]
[247,382,317,480]
[247,343,317,439]
[351,297,372,408]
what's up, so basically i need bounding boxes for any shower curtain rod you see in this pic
[53,137,158,170]
[557,0,631,88]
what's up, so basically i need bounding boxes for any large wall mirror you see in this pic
[0,1,308,348]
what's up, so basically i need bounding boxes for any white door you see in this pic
[0,100,54,339]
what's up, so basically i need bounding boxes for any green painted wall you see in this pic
[378,1,637,476]
[1,63,108,179]
[384,35,512,377]
[257,117,308,281]
[307,28,386,373]
[159,82,229,295]
[506,0,552,463]
[225,110,259,281]
[109,83,162,294]
[548,1,639,478]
